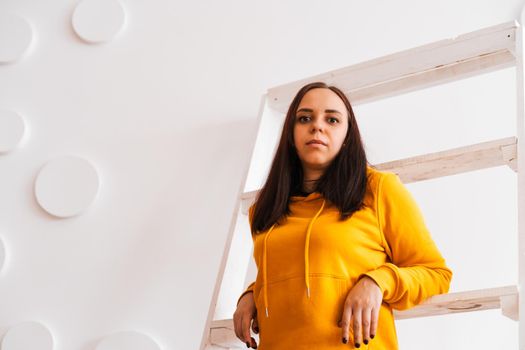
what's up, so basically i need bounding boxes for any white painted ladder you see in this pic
[201,20,524,349]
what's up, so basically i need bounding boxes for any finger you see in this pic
[241,313,252,345]
[370,305,380,340]
[233,312,242,341]
[250,336,258,349]
[252,314,259,334]
[340,307,352,344]
[362,308,372,345]
[353,309,362,348]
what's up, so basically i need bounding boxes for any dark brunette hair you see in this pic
[251,82,372,234]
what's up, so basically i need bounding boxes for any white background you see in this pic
[0,0,522,349]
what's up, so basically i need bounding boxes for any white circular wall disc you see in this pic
[35,156,100,218]
[96,331,162,350]
[0,109,26,154]
[72,0,126,44]
[2,322,54,350]
[0,13,33,64]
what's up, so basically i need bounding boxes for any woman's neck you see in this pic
[302,180,318,193]
[302,168,324,193]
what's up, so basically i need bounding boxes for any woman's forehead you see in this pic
[298,88,346,112]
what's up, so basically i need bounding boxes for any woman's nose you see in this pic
[311,120,323,133]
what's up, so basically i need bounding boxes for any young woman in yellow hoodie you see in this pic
[233,82,453,349]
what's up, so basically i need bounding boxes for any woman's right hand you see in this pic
[233,292,259,349]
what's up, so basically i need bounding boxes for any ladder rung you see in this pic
[209,285,518,348]
[209,318,246,349]
[375,136,517,183]
[394,285,518,320]
[268,21,517,112]
[240,136,517,214]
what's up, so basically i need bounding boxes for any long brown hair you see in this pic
[251,81,371,234]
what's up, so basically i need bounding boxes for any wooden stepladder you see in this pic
[201,19,524,349]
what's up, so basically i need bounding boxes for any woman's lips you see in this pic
[306,140,327,146]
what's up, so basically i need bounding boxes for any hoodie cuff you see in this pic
[236,282,255,306]
[359,263,398,300]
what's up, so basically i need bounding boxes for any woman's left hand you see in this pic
[338,275,383,348]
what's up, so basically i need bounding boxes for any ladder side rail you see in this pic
[516,15,525,350]
[200,94,268,350]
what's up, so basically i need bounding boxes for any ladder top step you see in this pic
[267,21,518,112]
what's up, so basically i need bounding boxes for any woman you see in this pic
[233,82,452,349]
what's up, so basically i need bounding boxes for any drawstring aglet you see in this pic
[306,287,311,298]
[265,307,269,318]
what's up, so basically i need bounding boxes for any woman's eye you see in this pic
[298,116,310,123]
[327,117,339,124]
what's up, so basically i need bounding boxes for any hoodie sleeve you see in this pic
[359,172,453,310]
[236,204,257,307]
[237,281,256,306]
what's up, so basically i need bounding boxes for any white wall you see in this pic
[0,0,522,349]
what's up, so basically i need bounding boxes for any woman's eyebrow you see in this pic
[296,108,313,113]
[324,109,342,115]
[296,108,342,115]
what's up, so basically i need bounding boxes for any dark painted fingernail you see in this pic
[371,334,375,339]
[342,337,347,344]
[355,343,361,348]
[246,342,250,348]
[254,327,259,333]
[364,339,369,345]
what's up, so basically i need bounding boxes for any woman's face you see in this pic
[293,88,349,173]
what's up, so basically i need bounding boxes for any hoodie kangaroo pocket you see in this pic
[253,274,352,349]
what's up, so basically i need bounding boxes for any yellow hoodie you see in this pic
[237,166,452,349]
